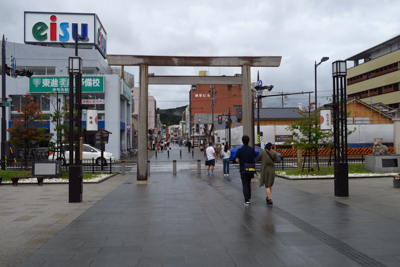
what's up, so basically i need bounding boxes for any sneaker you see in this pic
[244,201,250,205]
[266,198,273,206]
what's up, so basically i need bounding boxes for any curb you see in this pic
[0,173,120,185]
[276,174,392,180]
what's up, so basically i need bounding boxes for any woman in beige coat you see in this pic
[256,142,281,205]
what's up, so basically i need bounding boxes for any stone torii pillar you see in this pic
[106,55,282,181]
[138,65,148,180]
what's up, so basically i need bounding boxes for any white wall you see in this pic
[104,75,121,158]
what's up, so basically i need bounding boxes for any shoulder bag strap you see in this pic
[266,150,274,162]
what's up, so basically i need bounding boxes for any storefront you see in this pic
[1,12,132,159]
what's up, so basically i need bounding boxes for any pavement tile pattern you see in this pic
[0,145,399,266]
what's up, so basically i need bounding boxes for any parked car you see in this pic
[48,144,115,166]
[229,145,282,162]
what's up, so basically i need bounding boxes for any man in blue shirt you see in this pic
[235,135,256,205]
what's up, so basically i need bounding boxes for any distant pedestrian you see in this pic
[158,142,160,151]
[235,135,256,205]
[256,142,281,206]
[152,140,155,150]
[187,140,192,153]
[206,142,216,176]
[161,140,164,151]
[222,142,231,181]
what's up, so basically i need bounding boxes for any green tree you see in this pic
[7,94,52,169]
[285,106,333,151]
[285,106,333,171]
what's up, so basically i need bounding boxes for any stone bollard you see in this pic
[155,150,157,159]
[148,160,150,175]
[180,150,182,158]
[121,161,125,175]
[192,150,194,158]
[173,160,177,175]
[197,160,201,174]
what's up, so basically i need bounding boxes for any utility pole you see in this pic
[209,85,217,126]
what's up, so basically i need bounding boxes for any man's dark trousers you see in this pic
[240,172,252,202]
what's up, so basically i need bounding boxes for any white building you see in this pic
[0,12,132,159]
[131,88,157,130]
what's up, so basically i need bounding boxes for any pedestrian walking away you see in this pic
[206,142,217,176]
[222,142,231,181]
[256,142,282,206]
[234,135,256,205]
[187,140,192,152]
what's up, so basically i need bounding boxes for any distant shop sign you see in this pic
[24,12,107,58]
[82,99,105,104]
[275,135,293,143]
[29,76,104,93]
[121,80,131,101]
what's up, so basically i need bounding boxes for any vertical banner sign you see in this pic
[320,109,332,131]
[86,109,98,131]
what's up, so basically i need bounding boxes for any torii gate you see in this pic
[107,55,282,180]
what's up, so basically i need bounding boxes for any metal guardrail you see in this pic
[3,158,113,174]
[272,155,365,170]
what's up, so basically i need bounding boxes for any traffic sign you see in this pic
[126,124,131,134]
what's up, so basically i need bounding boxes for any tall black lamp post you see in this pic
[68,55,83,203]
[68,25,84,203]
[332,60,349,197]
[314,57,329,168]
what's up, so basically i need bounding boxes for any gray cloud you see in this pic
[2,0,400,109]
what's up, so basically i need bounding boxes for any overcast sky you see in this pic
[1,0,400,109]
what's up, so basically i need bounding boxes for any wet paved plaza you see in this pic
[1,145,399,266]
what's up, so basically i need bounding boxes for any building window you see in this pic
[11,95,50,111]
[17,66,55,75]
[82,68,99,75]
[233,94,237,98]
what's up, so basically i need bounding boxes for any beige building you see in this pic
[131,88,157,130]
[347,34,400,109]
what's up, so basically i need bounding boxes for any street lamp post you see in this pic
[68,26,85,203]
[314,57,329,168]
[315,57,329,108]
[255,85,274,147]
[332,60,349,197]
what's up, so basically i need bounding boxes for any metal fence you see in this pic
[272,155,365,170]
[4,158,113,174]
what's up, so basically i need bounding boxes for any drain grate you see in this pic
[229,183,386,267]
